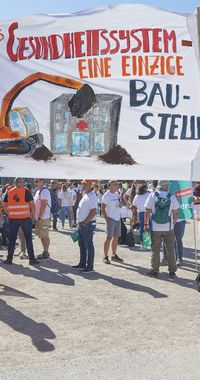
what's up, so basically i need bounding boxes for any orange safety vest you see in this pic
[7,187,30,219]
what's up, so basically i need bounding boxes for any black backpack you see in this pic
[126,230,135,247]
[118,220,127,245]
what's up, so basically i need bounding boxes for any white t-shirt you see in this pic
[132,192,150,213]
[145,191,179,231]
[120,206,132,219]
[102,191,121,221]
[97,191,103,204]
[77,191,98,223]
[58,190,73,207]
[34,187,51,220]
[71,189,77,206]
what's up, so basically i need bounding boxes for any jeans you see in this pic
[0,226,8,246]
[18,226,26,253]
[78,221,96,270]
[138,211,145,243]
[52,212,58,229]
[60,206,73,227]
[163,221,186,260]
[7,218,35,262]
[66,206,73,227]
[174,220,186,260]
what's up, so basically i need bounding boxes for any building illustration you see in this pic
[50,94,122,156]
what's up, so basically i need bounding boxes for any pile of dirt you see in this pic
[98,145,136,165]
[31,145,53,161]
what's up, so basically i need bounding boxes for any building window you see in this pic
[55,112,61,120]
[55,133,67,153]
[101,112,107,128]
[56,122,61,131]
[94,132,104,152]
[72,132,90,155]
[64,122,68,131]
[56,103,62,111]
[64,111,70,120]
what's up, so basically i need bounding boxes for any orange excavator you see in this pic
[0,72,95,156]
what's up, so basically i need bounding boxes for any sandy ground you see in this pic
[0,217,200,379]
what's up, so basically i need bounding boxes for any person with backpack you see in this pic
[34,178,52,260]
[144,180,179,278]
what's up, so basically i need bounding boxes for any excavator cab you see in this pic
[6,107,44,156]
[9,108,39,137]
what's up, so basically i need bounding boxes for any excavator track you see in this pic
[25,137,37,157]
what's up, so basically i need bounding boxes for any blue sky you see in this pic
[1,0,200,20]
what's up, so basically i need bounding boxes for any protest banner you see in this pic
[0,4,200,179]
[169,180,193,220]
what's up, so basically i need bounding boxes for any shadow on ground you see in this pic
[0,299,56,352]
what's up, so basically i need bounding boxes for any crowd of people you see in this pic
[0,177,195,277]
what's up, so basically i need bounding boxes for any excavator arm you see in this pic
[0,72,95,138]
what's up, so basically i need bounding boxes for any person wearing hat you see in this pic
[72,179,97,273]
[144,180,179,278]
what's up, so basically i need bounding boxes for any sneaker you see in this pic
[29,259,40,265]
[36,251,50,260]
[111,254,123,263]
[3,259,12,265]
[80,268,94,274]
[19,252,29,260]
[160,258,167,266]
[53,227,58,231]
[14,251,20,256]
[146,269,159,278]
[176,258,182,266]
[103,256,111,264]
[169,272,176,278]
[72,264,86,269]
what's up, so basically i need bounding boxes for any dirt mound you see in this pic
[98,145,136,165]
[31,145,53,161]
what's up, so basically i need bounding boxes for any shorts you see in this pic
[107,218,121,238]
[35,218,50,238]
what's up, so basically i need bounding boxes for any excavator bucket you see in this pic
[68,84,96,118]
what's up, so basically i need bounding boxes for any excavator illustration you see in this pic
[0,72,95,156]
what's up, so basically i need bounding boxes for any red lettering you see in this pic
[74,31,85,57]
[100,29,110,55]
[130,29,142,53]
[6,22,18,62]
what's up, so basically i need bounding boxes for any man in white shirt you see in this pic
[34,179,52,260]
[102,180,123,264]
[72,179,97,273]
[144,180,179,278]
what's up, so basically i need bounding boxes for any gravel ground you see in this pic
[0,218,199,379]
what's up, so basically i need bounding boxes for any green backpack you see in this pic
[152,192,172,224]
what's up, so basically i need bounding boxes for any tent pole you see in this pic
[197,7,200,51]
[193,217,198,271]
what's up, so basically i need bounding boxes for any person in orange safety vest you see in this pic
[3,177,39,265]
